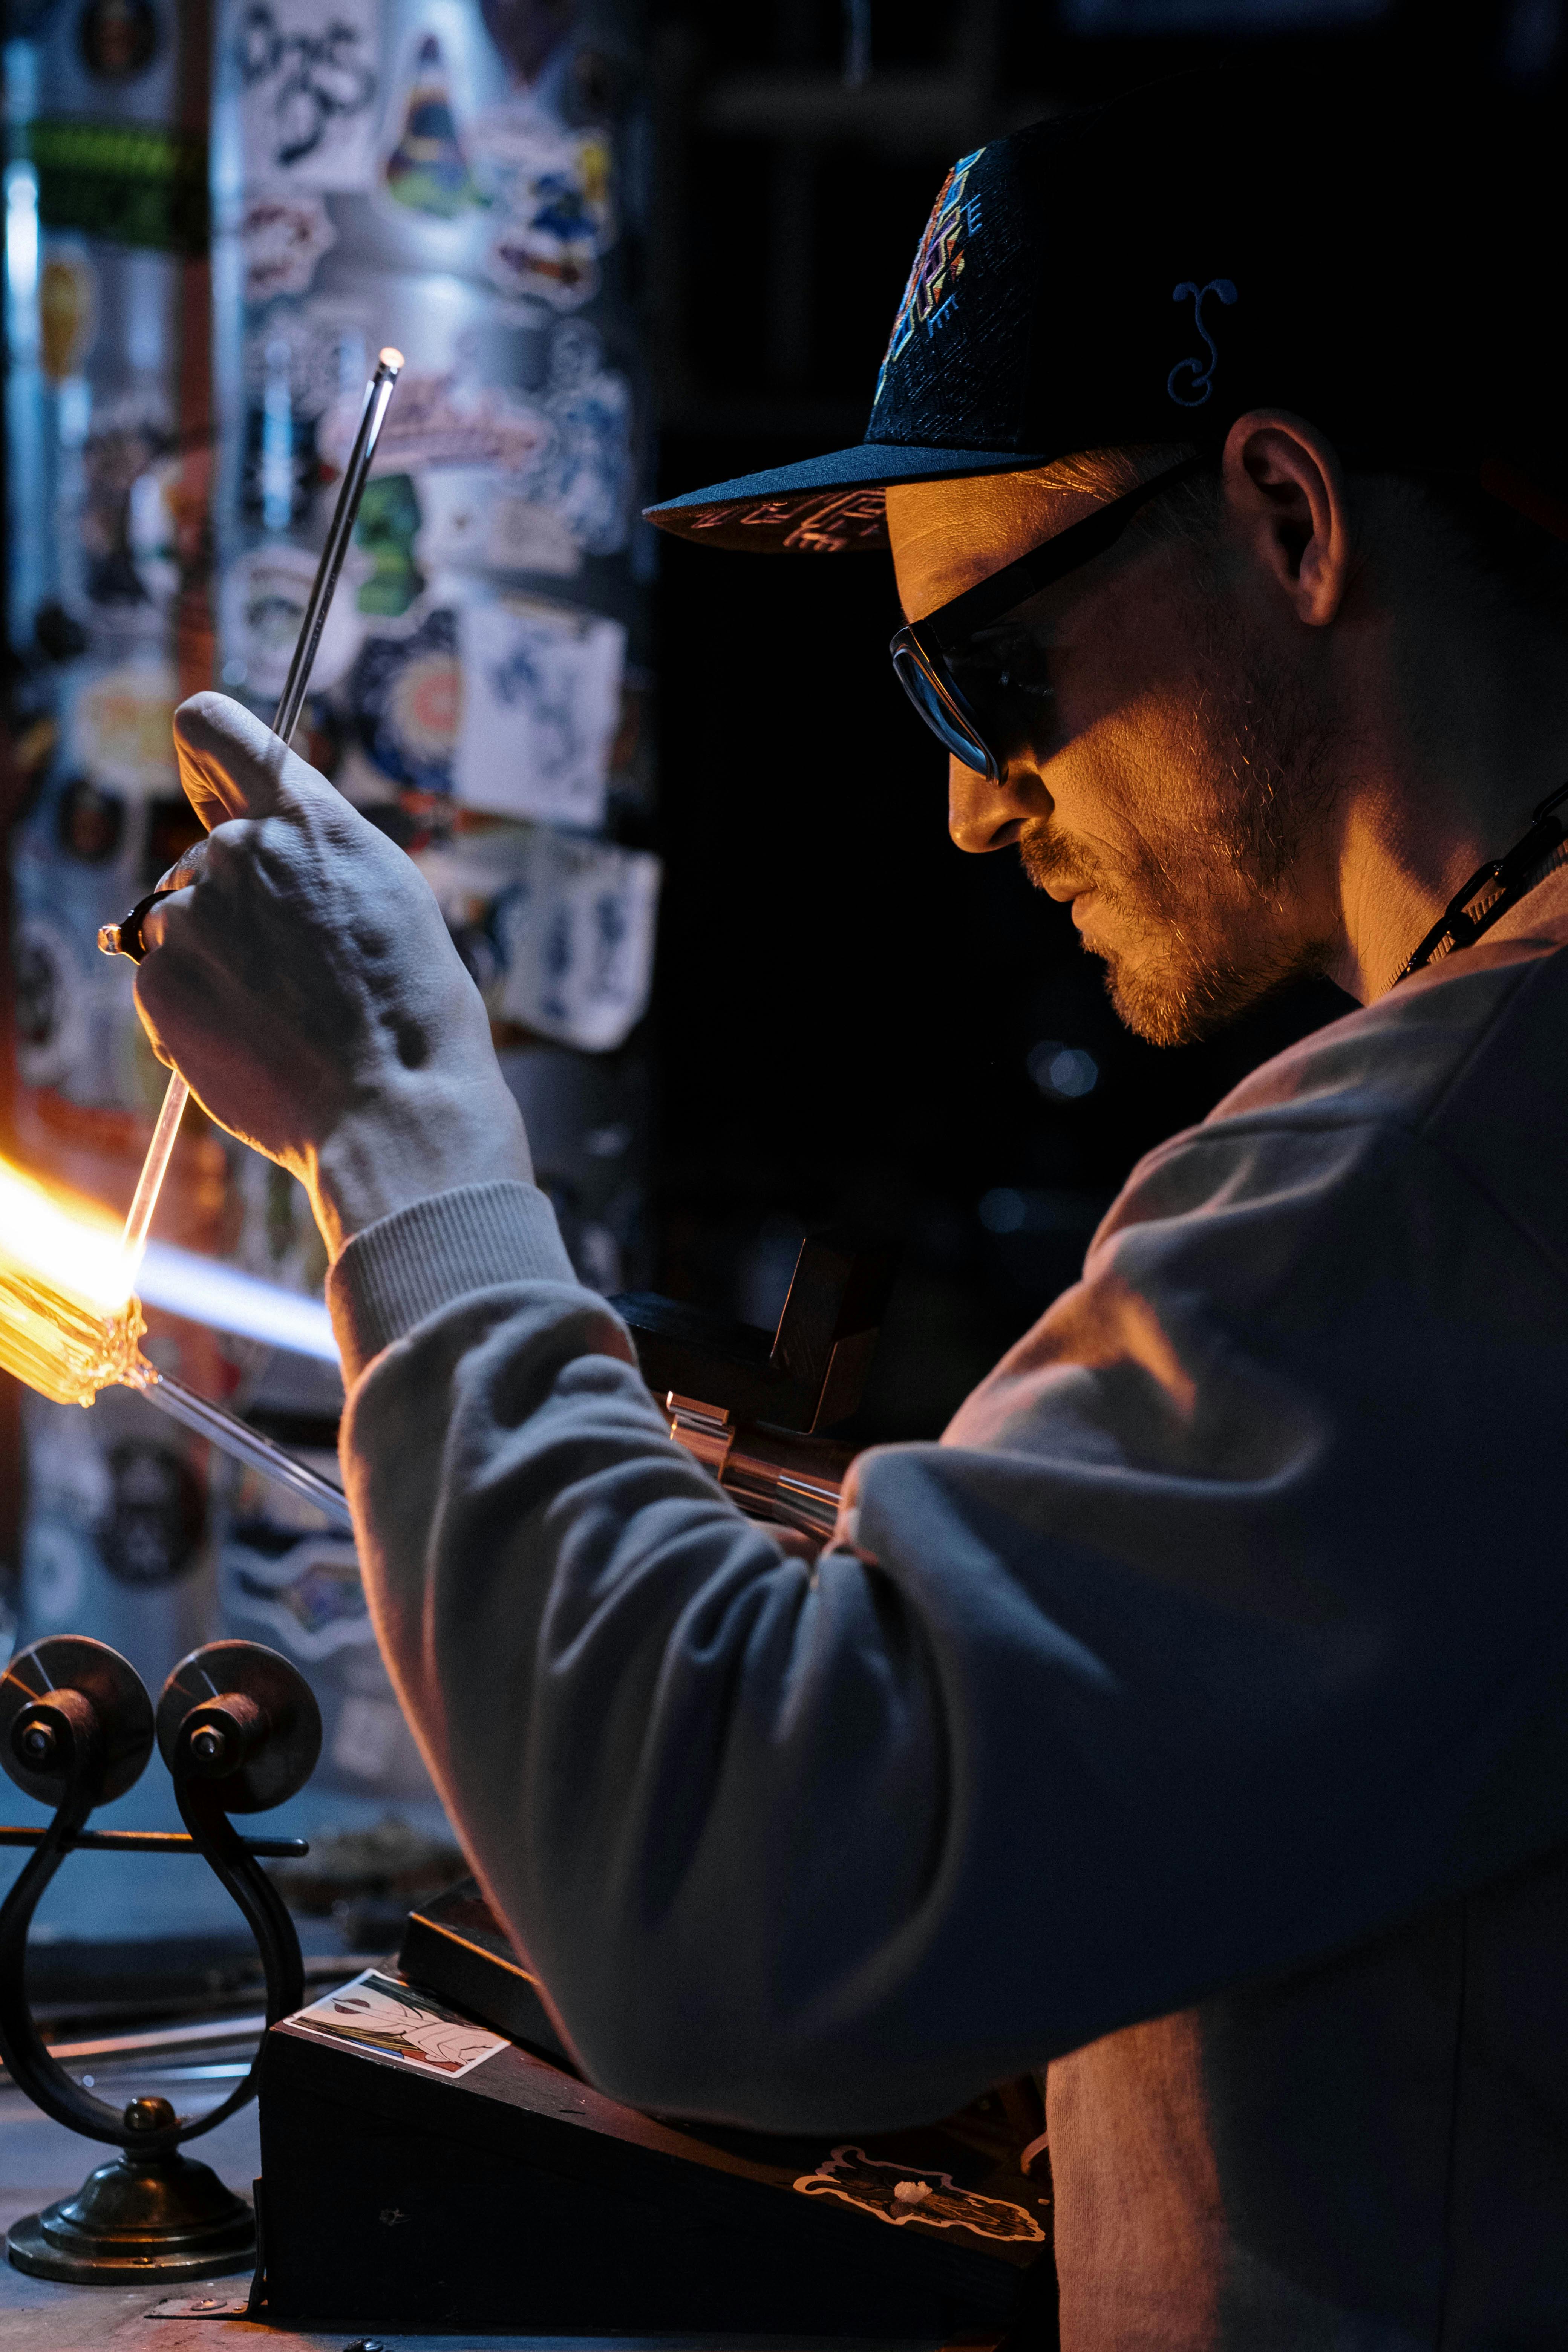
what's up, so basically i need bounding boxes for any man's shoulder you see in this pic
[1207,925,1568,1148]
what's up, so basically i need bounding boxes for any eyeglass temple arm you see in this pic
[910,450,1212,653]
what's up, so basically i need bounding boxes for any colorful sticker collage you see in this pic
[221,0,658,1057]
[3,0,657,1836]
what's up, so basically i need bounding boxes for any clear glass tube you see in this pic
[119,1070,190,1279]
[111,349,403,1269]
[137,1370,353,1531]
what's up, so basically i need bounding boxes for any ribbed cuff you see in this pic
[328,1180,577,1382]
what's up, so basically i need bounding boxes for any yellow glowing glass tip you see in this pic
[0,1156,148,1406]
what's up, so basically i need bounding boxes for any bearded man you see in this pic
[130,70,1568,2352]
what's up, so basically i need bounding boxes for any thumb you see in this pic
[172,690,330,833]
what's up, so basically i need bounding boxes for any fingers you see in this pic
[137,822,228,948]
[138,820,252,959]
[137,891,177,959]
[172,690,333,832]
[152,837,210,897]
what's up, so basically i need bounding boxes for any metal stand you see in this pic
[0,1635,322,2282]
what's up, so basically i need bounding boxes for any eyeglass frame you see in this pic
[887,450,1212,781]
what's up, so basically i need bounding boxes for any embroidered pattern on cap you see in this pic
[688,488,887,550]
[1167,277,1238,407]
[874,149,985,404]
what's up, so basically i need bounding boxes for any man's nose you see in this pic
[948,755,1051,854]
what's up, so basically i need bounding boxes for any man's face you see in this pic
[885,461,1338,1045]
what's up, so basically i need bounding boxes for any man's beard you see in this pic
[1018,606,1336,1047]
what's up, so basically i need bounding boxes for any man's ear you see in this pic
[1220,409,1352,629]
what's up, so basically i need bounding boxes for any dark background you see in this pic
[643,0,1568,1438]
[5,0,1565,1478]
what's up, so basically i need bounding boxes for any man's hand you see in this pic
[136,692,532,1258]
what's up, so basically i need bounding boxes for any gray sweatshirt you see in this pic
[329,865,1568,2352]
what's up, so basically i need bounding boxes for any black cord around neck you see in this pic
[1394,780,1568,982]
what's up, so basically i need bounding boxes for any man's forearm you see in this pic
[327,1064,1568,2141]
[311,1076,534,1261]
[328,1180,991,2132]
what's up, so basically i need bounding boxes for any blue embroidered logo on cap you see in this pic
[875,149,985,404]
[1167,278,1238,407]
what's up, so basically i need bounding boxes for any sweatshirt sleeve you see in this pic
[330,1111,1568,2133]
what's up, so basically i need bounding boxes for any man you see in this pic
[133,72,1568,2351]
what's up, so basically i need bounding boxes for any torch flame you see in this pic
[0,1156,134,1310]
[0,1153,148,1407]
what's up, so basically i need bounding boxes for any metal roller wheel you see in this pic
[0,1637,154,1808]
[156,1641,322,1814]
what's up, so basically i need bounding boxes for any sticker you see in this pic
[285,1969,508,2078]
[482,493,581,576]
[220,542,366,701]
[82,401,172,609]
[455,597,625,829]
[21,1519,90,1630]
[382,33,478,219]
[243,305,370,423]
[413,838,511,989]
[38,247,97,383]
[97,1441,207,1587]
[228,1538,371,1657]
[793,2148,1046,2243]
[416,827,659,1053]
[469,101,613,309]
[8,786,171,1106]
[240,191,337,302]
[348,608,461,793]
[235,0,380,191]
[24,119,207,255]
[531,321,631,556]
[55,776,126,866]
[319,371,551,479]
[12,918,88,1092]
[127,457,183,606]
[70,658,179,791]
[489,829,660,1052]
[413,468,580,580]
[353,475,424,618]
[77,0,159,83]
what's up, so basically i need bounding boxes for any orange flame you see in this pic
[0,1154,148,1406]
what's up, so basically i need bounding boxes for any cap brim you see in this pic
[643,440,1058,553]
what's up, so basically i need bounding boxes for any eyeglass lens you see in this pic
[891,644,996,776]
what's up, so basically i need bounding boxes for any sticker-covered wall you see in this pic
[3,0,655,1891]
[5,0,232,1719]
[210,0,658,1275]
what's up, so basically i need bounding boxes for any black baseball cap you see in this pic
[645,68,1567,555]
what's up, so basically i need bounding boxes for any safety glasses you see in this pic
[889,453,1209,780]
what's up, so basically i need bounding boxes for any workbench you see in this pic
[0,2073,965,2352]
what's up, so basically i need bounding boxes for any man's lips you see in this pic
[1040,877,1098,913]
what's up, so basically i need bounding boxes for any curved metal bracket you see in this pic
[0,1637,320,2155]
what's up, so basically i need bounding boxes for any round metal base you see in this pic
[6,2148,254,2283]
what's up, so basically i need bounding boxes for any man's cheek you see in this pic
[1046,727,1157,874]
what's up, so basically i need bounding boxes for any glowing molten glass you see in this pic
[0,1155,149,1407]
